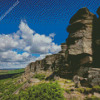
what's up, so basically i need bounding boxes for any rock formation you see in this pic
[88,68,100,86]
[25,42,67,74]
[67,8,94,55]
[24,7,100,87]
[59,43,67,57]
[66,7,95,77]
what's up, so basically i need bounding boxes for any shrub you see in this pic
[69,96,78,100]
[1,82,24,99]
[65,89,71,94]
[93,85,100,89]
[0,94,3,98]
[76,87,92,94]
[12,73,22,79]
[3,94,19,100]
[84,95,100,100]
[33,73,46,80]
[5,81,65,100]
[76,88,85,93]
[85,88,92,94]
[93,85,100,93]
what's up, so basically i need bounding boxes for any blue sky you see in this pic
[0,0,100,69]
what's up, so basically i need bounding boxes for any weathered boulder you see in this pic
[67,27,93,56]
[28,78,40,83]
[22,82,30,90]
[94,92,100,98]
[73,75,81,88]
[88,68,100,86]
[66,7,95,56]
[73,75,89,87]
[17,79,21,84]
[54,75,60,80]
[12,82,30,95]
[69,7,94,24]
[20,77,26,83]
[20,72,35,83]
[12,87,22,95]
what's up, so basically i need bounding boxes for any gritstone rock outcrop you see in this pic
[25,42,67,74]
[25,7,100,87]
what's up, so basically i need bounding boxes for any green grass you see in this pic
[76,87,92,94]
[0,68,25,99]
[0,70,8,75]
[93,85,100,89]
[84,95,100,100]
[65,89,71,94]
[0,78,12,84]
[69,96,78,100]
[93,85,100,93]
[0,68,25,75]
[0,78,24,99]
[4,81,66,100]
[11,73,24,79]
[7,68,25,74]
[33,73,46,80]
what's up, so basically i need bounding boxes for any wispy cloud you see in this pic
[0,0,19,21]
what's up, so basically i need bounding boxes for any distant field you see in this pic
[0,68,25,75]
[0,70,8,73]
[0,68,25,100]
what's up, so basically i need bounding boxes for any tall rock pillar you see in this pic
[66,7,96,77]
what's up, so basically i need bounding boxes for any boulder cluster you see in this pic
[25,7,100,87]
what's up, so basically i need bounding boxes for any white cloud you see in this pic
[0,20,61,68]
[18,20,61,54]
[35,53,52,61]
[19,20,34,35]
[0,34,18,52]
[49,33,56,38]
[18,20,60,54]
[50,43,61,54]
[0,51,30,62]
[25,33,52,54]
[0,50,36,69]
[0,62,28,69]
[22,52,30,57]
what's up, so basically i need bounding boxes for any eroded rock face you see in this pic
[28,78,40,83]
[67,7,94,55]
[88,68,100,86]
[73,75,81,88]
[65,8,96,83]
[59,43,67,57]
[25,64,31,74]
[25,47,66,74]
[45,54,60,65]
[69,7,94,24]
[25,7,94,79]
[22,82,30,90]
[24,7,100,87]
